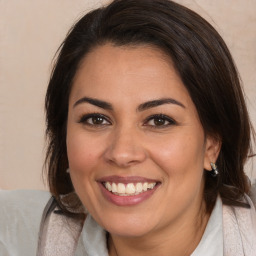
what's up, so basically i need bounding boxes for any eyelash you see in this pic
[78,113,176,128]
[78,113,111,126]
[144,114,176,128]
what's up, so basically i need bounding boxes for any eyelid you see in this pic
[143,114,177,127]
[78,113,112,125]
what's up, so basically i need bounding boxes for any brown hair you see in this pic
[45,0,254,215]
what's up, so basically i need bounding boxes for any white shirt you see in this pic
[74,196,223,256]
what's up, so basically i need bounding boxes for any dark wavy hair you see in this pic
[45,0,254,216]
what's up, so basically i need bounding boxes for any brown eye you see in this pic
[144,114,176,128]
[91,116,104,125]
[79,113,111,126]
[153,117,166,126]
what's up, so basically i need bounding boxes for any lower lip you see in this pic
[98,183,159,206]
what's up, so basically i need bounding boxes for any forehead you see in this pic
[70,43,191,107]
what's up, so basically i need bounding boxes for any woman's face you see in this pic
[67,43,217,237]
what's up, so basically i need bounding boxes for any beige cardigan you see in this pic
[223,195,256,255]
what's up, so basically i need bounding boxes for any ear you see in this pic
[204,135,222,171]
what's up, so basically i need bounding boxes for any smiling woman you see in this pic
[1,0,256,255]
[67,44,211,243]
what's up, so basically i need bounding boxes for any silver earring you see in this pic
[66,168,70,173]
[210,162,219,177]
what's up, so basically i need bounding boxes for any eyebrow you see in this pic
[137,98,185,111]
[73,97,185,111]
[73,97,113,110]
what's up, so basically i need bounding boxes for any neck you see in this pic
[108,204,210,256]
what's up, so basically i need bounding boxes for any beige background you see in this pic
[0,0,255,191]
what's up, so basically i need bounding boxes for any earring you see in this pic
[66,168,70,174]
[210,162,219,177]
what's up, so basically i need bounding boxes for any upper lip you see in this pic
[97,175,160,184]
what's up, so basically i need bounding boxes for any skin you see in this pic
[66,43,220,256]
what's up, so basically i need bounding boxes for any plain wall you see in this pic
[0,0,255,190]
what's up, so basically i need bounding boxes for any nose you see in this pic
[103,126,147,168]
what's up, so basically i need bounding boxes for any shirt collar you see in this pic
[77,197,223,256]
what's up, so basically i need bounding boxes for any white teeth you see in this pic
[117,183,126,194]
[126,183,136,194]
[106,182,112,191]
[112,183,117,193]
[104,182,157,196]
[148,183,155,189]
[142,182,148,191]
[135,183,143,193]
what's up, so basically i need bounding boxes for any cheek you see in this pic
[66,127,102,174]
[148,132,205,186]
[66,129,102,204]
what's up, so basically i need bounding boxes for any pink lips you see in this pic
[97,175,160,206]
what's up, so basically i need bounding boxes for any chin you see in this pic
[95,210,158,238]
[106,223,153,238]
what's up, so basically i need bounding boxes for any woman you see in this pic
[1,0,255,255]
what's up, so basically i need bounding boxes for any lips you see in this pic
[97,176,160,206]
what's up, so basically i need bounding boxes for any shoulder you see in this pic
[0,189,51,204]
[222,188,256,255]
[249,178,256,208]
[0,190,51,220]
[0,190,51,256]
